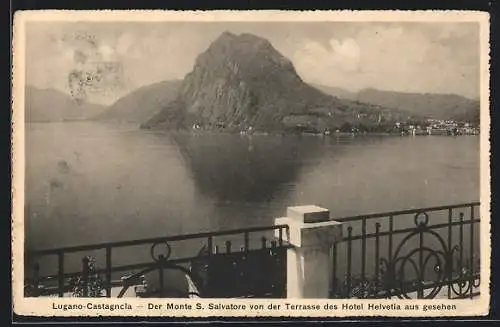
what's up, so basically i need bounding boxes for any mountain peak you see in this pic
[213,31,237,43]
[203,32,280,60]
[143,33,414,131]
[191,32,297,86]
[212,31,270,45]
[145,32,320,130]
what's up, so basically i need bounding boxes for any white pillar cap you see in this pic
[287,205,330,223]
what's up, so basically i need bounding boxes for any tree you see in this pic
[340,122,352,132]
[357,123,368,132]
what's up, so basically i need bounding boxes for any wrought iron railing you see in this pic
[24,224,290,298]
[24,202,481,299]
[329,202,481,299]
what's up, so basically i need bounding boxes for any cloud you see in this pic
[292,24,478,97]
[294,37,360,76]
[329,38,360,71]
[98,44,116,61]
[116,33,134,55]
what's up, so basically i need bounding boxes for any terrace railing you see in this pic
[24,225,290,298]
[329,202,481,299]
[24,202,481,300]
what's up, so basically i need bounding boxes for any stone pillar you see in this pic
[275,205,343,298]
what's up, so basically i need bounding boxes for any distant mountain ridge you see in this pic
[313,84,480,123]
[93,80,182,123]
[141,32,416,132]
[311,84,357,100]
[25,86,106,122]
[355,88,480,123]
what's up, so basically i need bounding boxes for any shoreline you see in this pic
[147,130,480,138]
[26,121,480,137]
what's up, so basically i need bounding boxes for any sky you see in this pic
[24,21,480,105]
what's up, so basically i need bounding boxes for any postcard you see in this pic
[12,10,491,317]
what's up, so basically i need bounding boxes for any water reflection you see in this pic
[170,134,327,203]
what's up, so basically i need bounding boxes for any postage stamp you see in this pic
[12,10,491,318]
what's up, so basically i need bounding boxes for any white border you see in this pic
[12,10,491,317]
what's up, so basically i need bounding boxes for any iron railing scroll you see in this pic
[24,225,291,298]
[329,202,480,299]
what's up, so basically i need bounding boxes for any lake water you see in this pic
[25,122,480,253]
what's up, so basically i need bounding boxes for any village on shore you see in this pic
[332,118,481,136]
[189,118,480,137]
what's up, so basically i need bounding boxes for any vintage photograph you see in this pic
[12,10,490,316]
